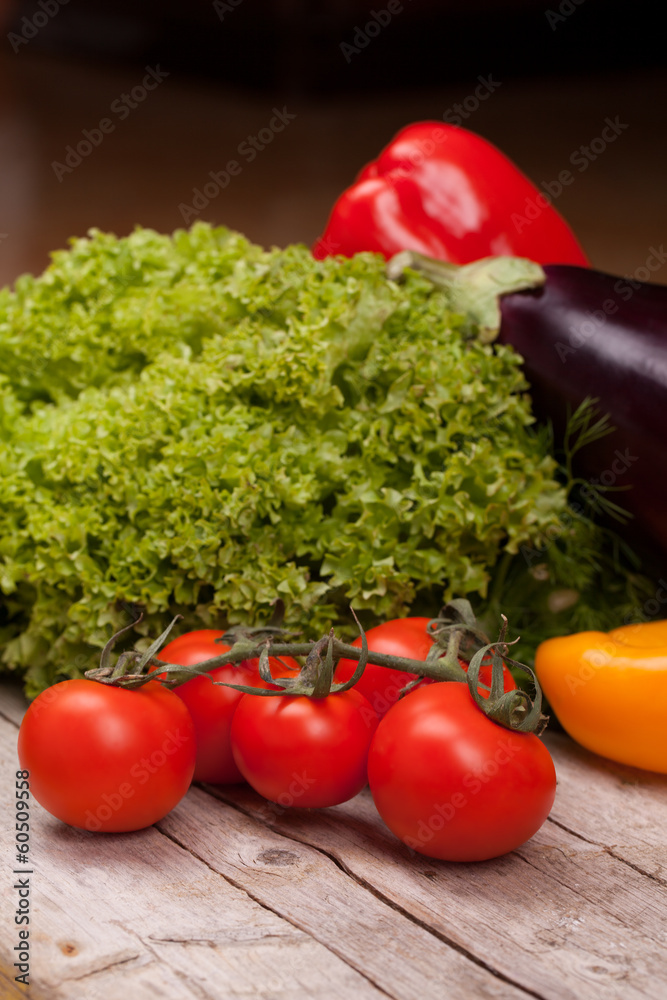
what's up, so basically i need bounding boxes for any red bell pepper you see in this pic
[313,121,589,267]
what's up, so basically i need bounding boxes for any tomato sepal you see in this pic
[92,612,190,685]
[214,611,370,699]
[84,604,548,737]
[466,616,548,735]
[426,598,492,672]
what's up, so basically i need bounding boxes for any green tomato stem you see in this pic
[83,603,547,734]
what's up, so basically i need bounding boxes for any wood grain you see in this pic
[0,713,387,1000]
[543,731,667,883]
[210,768,667,1000]
[158,788,527,1000]
[2,679,666,1000]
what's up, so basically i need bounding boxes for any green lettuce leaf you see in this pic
[0,223,647,696]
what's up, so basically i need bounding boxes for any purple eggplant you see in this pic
[498,265,667,559]
[387,251,667,560]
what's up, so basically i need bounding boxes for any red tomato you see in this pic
[334,617,434,717]
[17,679,195,832]
[231,689,379,808]
[161,630,299,785]
[368,683,556,861]
[335,617,516,718]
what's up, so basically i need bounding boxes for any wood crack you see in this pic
[155,824,398,1000]
[58,952,144,983]
[323,851,548,1000]
[512,850,665,944]
[121,929,215,1000]
[547,815,667,886]
[604,848,667,887]
[546,816,601,845]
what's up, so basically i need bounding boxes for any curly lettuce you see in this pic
[0,224,646,695]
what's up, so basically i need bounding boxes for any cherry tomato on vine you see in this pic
[368,683,556,861]
[231,689,379,808]
[18,679,195,832]
[160,630,299,785]
[334,617,434,717]
[335,617,516,718]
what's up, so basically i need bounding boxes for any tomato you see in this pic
[334,617,434,717]
[368,683,556,861]
[231,689,379,808]
[17,679,195,832]
[335,617,516,718]
[160,629,299,785]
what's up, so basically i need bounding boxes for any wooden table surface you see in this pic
[1,680,666,1000]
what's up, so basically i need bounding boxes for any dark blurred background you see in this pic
[1,0,666,286]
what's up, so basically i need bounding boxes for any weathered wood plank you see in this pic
[53,956,204,1000]
[209,769,667,1000]
[159,788,530,1000]
[543,731,667,882]
[4,677,666,1000]
[517,824,666,945]
[0,714,389,1000]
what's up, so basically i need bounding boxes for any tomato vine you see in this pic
[85,601,548,735]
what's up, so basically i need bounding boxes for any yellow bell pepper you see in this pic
[535,620,667,773]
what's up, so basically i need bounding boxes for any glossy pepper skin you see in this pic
[313,122,589,267]
[535,620,667,773]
